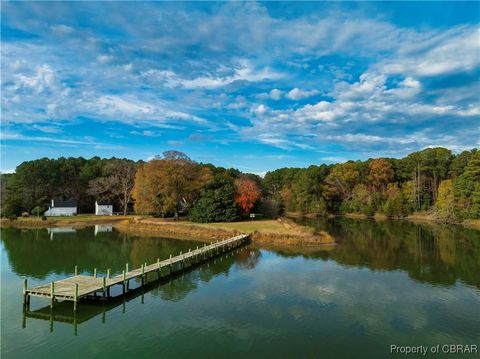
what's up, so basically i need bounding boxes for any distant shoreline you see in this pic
[286,211,480,230]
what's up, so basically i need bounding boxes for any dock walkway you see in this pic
[23,234,250,311]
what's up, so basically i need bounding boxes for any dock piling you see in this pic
[50,281,55,308]
[74,265,78,276]
[23,278,28,307]
[73,283,78,311]
[102,277,106,298]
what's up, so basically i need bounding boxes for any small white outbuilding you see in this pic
[95,201,113,216]
[44,199,78,216]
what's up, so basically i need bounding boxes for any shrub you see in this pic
[21,212,30,218]
[42,216,48,221]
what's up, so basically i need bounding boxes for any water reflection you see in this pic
[1,223,479,358]
[291,217,480,289]
[47,227,76,240]
[21,246,258,334]
[94,225,113,236]
[1,227,261,331]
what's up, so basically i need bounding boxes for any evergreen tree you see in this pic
[189,174,239,223]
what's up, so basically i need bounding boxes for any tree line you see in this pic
[263,147,480,221]
[1,147,479,222]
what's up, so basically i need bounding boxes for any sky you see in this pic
[1,1,479,175]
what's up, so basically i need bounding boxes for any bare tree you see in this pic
[87,159,137,215]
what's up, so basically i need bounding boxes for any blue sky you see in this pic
[1,1,479,174]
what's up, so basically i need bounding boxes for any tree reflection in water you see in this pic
[290,217,480,289]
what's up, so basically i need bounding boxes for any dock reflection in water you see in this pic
[21,246,261,335]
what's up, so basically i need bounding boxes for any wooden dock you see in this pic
[23,234,250,311]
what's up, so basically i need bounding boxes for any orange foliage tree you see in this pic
[234,178,261,214]
[132,153,212,217]
[368,158,394,192]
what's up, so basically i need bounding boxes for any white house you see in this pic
[95,201,113,216]
[44,199,78,216]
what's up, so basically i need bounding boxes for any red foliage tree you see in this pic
[234,178,261,214]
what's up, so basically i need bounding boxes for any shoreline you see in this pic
[0,215,336,247]
[286,211,480,230]
[114,218,337,247]
[0,215,135,229]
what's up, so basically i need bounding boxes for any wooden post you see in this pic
[50,281,55,308]
[74,265,78,276]
[93,268,97,278]
[169,254,173,274]
[126,263,129,273]
[141,264,145,285]
[23,278,28,305]
[102,276,106,298]
[73,283,78,311]
[122,270,126,294]
[107,269,110,279]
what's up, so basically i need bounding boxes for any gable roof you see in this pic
[52,199,77,208]
[96,201,112,206]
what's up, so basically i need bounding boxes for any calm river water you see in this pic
[1,219,479,358]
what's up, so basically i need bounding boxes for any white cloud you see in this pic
[97,54,113,64]
[50,24,74,35]
[252,104,268,115]
[1,132,109,146]
[269,89,283,100]
[13,64,58,94]
[31,124,62,134]
[381,27,480,77]
[286,88,319,100]
[179,62,283,89]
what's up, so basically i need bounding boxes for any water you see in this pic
[1,219,479,358]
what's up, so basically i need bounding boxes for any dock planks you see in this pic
[23,234,250,310]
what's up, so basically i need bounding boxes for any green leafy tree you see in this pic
[436,179,456,222]
[325,162,360,201]
[189,174,239,223]
[454,152,480,219]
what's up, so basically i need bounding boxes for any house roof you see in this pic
[52,199,77,207]
[96,201,112,206]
